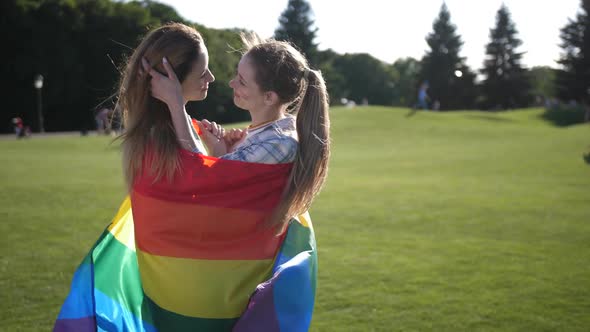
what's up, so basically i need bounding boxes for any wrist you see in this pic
[167,99,185,114]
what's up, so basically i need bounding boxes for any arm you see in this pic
[169,102,203,153]
[143,57,203,153]
[185,113,208,155]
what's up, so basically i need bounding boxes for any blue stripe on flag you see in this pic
[273,252,315,332]
[56,260,94,320]
[94,289,157,332]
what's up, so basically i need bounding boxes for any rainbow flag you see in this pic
[54,150,317,331]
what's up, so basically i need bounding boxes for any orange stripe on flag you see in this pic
[132,191,285,260]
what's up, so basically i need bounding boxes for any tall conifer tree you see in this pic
[420,3,477,110]
[480,5,531,109]
[274,0,318,64]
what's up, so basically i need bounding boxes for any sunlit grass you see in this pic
[1,107,589,331]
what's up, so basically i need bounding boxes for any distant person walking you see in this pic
[417,81,430,110]
[94,107,110,135]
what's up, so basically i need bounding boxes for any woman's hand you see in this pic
[142,57,184,113]
[224,128,247,152]
[197,120,227,156]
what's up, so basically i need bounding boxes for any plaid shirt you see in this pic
[193,116,298,164]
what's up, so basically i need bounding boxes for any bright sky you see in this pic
[156,0,582,70]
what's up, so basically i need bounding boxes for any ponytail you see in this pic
[240,37,331,229]
[271,69,331,227]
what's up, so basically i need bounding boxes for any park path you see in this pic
[0,131,104,140]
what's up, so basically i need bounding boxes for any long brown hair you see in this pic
[241,33,331,227]
[117,23,204,188]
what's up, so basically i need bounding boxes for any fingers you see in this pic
[200,119,224,139]
[141,57,177,82]
[234,129,247,146]
[197,121,218,141]
[196,121,209,135]
[162,57,179,81]
[226,128,246,142]
[141,57,150,73]
[223,128,247,152]
[139,57,151,78]
[231,128,243,141]
[211,122,224,139]
[142,57,165,82]
[201,119,210,127]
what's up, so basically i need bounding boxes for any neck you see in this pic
[249,108,284,128]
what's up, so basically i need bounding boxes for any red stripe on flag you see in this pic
[134,150,292,212]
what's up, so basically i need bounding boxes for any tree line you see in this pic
[2,0,246,133]
[2,0,589,133]
[275,0,588,118]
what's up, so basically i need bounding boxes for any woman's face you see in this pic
[182,44,215,102]
[228,54,266,111]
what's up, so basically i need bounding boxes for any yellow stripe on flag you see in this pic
[297,211,311,227]
[137,250,274,319]
[107,196,136,251]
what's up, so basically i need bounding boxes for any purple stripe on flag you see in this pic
[53,316,96,332]
[233,277,280,332]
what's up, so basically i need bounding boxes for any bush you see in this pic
[541,103,587,126]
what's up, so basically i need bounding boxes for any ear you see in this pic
[263,91,280,106]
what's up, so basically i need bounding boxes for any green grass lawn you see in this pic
[1,107,589,331]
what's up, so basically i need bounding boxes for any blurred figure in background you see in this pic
[12,117,31,138]
[94,107,110,135]
[417,81,430,110]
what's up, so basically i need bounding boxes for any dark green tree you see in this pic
[556,0,590,114]
[274,0,318,64]
[453,64,479,110]
[331,53,396,105]
[419,3,477,110]
[139,0,186,23]
[480,4,531,109]
[0,0,248,133]
[316,49,347,104]
[529,66,556,102]
[390,57,421,106]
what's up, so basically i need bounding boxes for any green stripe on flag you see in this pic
[92,231,152,325]
[143,296,238,332]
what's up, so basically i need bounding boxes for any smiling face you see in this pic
[181,44,215,102]
[228,54,267,111]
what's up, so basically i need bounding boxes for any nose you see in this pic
[229,79,235,88]
[208,70,215,83]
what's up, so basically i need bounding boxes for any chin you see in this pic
[192,93,207,101]
[233,97,245,110]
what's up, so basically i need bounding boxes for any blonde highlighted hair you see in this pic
[117,23,204,188]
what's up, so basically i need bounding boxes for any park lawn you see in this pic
[1,107,589,331]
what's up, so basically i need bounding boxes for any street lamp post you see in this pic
[34,75,44,133]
